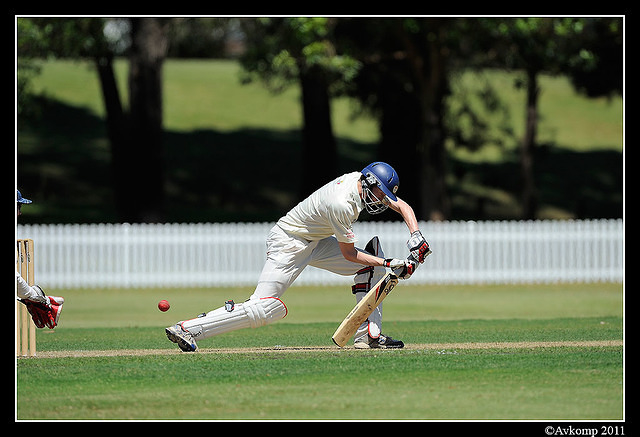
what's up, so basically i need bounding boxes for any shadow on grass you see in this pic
[449,145,622,220]
[17,99,622,224]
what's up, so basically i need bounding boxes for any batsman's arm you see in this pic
[339,242,416,279]
[388,197,432,263]
[338,242,386,267]
[386,197,419,234]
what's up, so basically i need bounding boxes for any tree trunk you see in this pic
[95,55,131,222]
[419,36,449,222]
[521,69,539,220]
[378,86,422,217]
[126,17,169,223]
[399,19,450,221]
[299,64,337,199]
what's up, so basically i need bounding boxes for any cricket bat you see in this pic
[332,272,399,347]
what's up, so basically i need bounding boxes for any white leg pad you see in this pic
[182,297,287,341]
[354,236,385,342]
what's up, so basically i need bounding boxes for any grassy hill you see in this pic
[17,59,623,223]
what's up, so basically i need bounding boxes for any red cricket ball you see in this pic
[158,299,170,312]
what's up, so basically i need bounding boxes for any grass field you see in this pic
[16,282,624,421]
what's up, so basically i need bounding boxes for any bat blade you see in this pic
[332,273,398,347]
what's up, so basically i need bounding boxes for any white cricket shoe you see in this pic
[165,324,198,352]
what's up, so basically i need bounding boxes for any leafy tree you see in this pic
[18,17,621,223]
[238,18,361,198]
[564,18,623,98]
[335,18,459,220]
[476,17,623,219]
[17,17,169,223]
[335,17,622,220]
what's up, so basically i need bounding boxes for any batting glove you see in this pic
[384,258,417,280]
[407,230,431,263]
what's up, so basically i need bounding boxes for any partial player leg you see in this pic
[166,296,288,352]
[187,297,286,338]
[166,225,301,351]
[351,236,386,346]
[308,234,404,348]
[349,237,405,349]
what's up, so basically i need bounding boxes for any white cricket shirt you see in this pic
[277,172,364,243]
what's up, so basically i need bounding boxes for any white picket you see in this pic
[16,219,623,288]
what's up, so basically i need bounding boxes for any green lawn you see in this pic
[16,283,624,421]
[18,344,622,420]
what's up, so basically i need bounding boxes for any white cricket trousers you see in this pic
[251,225,387,340]
[251,225,379,297]
[183,224,387,343]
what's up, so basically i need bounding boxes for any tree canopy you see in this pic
[17,17,623,223]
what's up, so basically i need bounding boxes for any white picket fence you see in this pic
[16,219,623,289]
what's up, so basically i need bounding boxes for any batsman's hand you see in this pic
[384,257,418,280]
[407,230,431,263]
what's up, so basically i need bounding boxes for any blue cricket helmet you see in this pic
[17,190,32,204]
[361,162,399,202]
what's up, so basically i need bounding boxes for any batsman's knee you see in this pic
[244,296,288,328]
[353,236,386,294]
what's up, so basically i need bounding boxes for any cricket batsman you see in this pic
[166,162,431,351]
[16,190,64,329]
